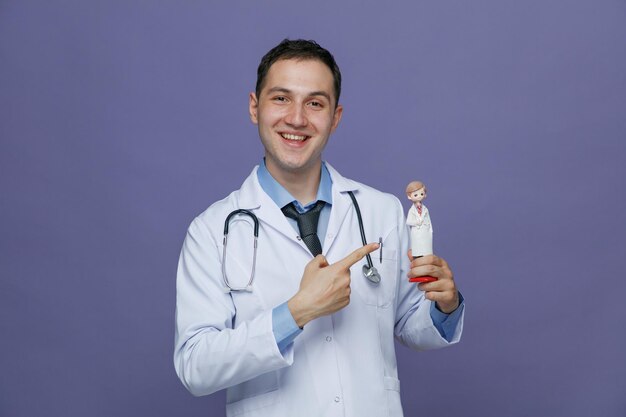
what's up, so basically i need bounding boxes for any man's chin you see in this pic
[268,158,321,176]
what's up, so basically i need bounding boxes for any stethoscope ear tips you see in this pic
[362,265,381,284]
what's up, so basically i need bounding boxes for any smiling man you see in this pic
[174,39,464,417]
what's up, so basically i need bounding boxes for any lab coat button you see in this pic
[334,396,340,403]
[326,336,332,342]
[296,235,302,241]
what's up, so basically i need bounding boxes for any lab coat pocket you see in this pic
[226,372,280,416]
[352,249,397,307]
[384,376,403,417]
[229,290,266,327]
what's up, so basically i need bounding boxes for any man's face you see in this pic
[249,59,343,177]
[408,188,426,203]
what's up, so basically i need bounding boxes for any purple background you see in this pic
[1,1,625,416]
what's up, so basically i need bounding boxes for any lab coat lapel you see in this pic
[237,167,310,252]
[325,163,360,256]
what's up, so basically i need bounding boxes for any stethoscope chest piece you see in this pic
[362,264,381,284]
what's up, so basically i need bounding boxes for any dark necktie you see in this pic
[281,201,325,256]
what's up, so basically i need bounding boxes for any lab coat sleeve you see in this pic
[392,200,464,350]
[405,205,418,227]
[174,217,294,396]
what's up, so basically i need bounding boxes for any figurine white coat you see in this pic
[405,181,433,257]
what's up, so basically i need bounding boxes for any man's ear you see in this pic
[330,103,343,132]
[249,92,259,124]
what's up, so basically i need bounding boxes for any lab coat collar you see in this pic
[236,163,364,255]
[237,162,361,209]
[323,163,363,255]
[236,167,309,252]
[256,159,333,210]
[236,166,263,210]
[324,162,360,194]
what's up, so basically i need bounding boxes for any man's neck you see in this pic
[265,160,322,205]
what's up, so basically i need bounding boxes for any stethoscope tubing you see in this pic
[222,193,380,292]
[222,209,259,292]
[346,191,375,270]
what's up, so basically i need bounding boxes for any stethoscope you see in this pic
[221,191,381,293]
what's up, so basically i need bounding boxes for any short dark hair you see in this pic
[255,39,342,106]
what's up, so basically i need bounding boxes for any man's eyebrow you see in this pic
[308,91,332,101]
[265,87,332,101]
[266,87,292,95]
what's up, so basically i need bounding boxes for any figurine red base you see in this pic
[409,276,438,283]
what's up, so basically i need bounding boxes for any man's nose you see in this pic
[284,104,308,127]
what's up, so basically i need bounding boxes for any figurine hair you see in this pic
[406,181,426,195]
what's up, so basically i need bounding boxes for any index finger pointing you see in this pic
[334,243,380,270]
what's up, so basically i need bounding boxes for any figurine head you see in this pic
[406,181,427,204]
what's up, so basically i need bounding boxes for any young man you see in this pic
[174,39,464,417]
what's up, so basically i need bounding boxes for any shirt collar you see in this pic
[257,159,333,212]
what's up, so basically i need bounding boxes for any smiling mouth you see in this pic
[280,133,309,142]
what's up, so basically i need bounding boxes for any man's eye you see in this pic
[273,96,287,102]
[308,101,323,108]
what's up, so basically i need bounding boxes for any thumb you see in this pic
[306,254,329,272]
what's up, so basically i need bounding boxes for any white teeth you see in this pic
[281,133,307,141]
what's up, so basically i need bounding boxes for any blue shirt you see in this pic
[257,160,463,351]
[256,159,333,241]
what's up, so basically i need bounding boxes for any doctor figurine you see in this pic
[406,181,437,283]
